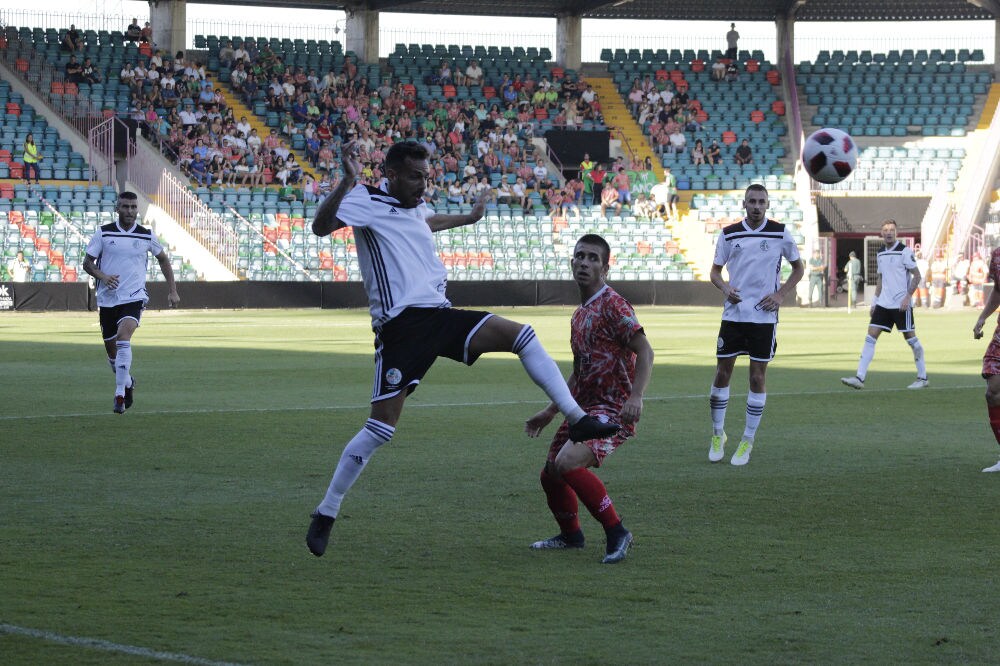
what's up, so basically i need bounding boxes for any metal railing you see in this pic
[153,171,240,276]
[226,207,318,282]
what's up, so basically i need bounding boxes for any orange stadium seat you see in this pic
[550,66,564,80]
[766,70,781,85]
[722,130,737,145]
[746,59,760,73]
[15,58,29,73]
[750,110,765,123]
[690,59,705,73]
[483,86,496,99]
[5,102,20,116]
[442,84,457,98]
[51,81,64,95]
[771,100,786,116]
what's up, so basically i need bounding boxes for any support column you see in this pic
[150,0,187,57]
[345,9,379,65]
[776,16,794,69]
[995,18,1000,79]
[556,15,582,70]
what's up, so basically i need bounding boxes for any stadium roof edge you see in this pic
[182,0,997,22]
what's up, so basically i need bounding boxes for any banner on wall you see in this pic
[0,283,14,310]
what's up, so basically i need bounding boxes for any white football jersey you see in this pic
[875,241,917,309]
[335,183,450,326]
[713,218,800,324]
[85,221,163,307]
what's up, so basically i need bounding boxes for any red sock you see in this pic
[540,467,580,534]
[988,405,1000,446]
[561,467,621,530]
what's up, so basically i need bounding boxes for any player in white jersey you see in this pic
[83,191,180,414]
[707,184,803,466]
[841,219,928,391]
[305,141,620,557]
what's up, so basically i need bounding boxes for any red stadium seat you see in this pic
[750,110,765,123]
[722,131,737,145]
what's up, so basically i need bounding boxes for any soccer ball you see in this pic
[802,128,858,184]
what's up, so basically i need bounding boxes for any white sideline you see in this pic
[0,384,980,422]
[0,622,246,666]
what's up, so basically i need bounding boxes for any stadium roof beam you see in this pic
[181,0,996,21]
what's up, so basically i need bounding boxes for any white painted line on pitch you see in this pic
[0,623,246,666]
[0,384,982,422]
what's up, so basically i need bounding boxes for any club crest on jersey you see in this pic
[759,239,769,251]
[384,367,402,386]
[133,240,143,248]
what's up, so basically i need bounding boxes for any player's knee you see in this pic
[987,386,1000,406]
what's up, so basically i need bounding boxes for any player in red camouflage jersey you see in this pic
[973,247,1000,472]
[524,234,654,563]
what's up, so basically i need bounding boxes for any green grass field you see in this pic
[1,305,998,665]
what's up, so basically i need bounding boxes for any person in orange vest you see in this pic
[914,247,930,307]
[930,248,949,308]
[969,251,988,308]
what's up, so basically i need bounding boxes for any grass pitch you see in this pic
[1,305,997,665]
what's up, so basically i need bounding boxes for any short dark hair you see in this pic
[118,191,138,201]
[576,233,611,266]
[745,183,768,197]
[384,141,429,172]
[881,218,898,228]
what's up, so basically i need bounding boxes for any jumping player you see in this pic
[524,234,654,564]
[305,141,619,557]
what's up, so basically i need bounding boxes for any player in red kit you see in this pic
[973,247,1000,472]
[524,234,654,563]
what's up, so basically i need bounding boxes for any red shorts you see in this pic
[983,327,1000,378]
[546,408,634,467]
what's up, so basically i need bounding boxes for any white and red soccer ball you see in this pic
[802,128,858,184]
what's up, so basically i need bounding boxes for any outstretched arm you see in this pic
[758,258,804,311]
[426,191,488,232]
[621,331,654,426]
[312,141,361,237]
[155,250,180,306]
[975,284,1000,339]
[710,263,741,304]
[525,371,577,437]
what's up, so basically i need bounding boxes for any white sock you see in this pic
[908,337,926,379]
[114,341,132,396]
[709,385,729,436]
[513,325,585,423]
[316,419,395,518]
[856,334,877,381]
[743,391,766,441]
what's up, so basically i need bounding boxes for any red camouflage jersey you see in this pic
[570,285,644,433]
[983,248,1000,377]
